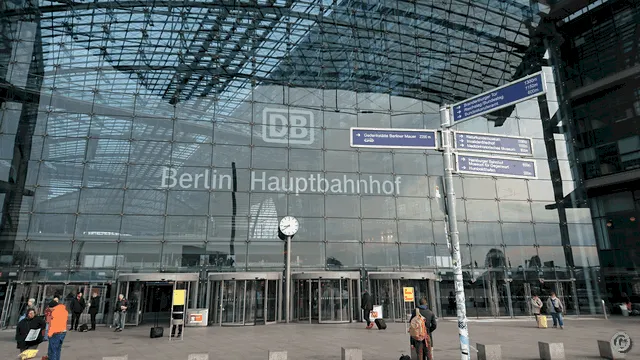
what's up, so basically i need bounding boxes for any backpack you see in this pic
[409,309,427,341]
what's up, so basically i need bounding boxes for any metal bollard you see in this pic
[602,299,608,320]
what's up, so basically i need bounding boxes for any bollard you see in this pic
[268,350,287,360]
[598,340,626,359]
[477,343,502,360]
[188,354,209,360]
[538,342,565,360]
[341,347,363,360]
[602,300,608,320]
[102,356,128,360]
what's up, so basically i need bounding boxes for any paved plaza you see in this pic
[2,317,638,360]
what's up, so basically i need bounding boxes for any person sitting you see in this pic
[16,308,46,353]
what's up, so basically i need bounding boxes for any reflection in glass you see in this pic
[399,244,436,269]
[363,243,399,268]
[501,223,535,246]
[537,246,567,268]
[24,241,72,269]
[326,242,363,269]
[291,242,325,269]
[467,222,502,245]
[117,242,162,271]
[361,196,395,219]
[325,219,360,242]
[71,242,120,269]
[398,220,434,243]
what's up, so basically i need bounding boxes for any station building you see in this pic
[0,0,617,326]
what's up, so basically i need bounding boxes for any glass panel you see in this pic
[363,243,399,268]
[499,201,532,222]
[467,222,502,246]
[325,218,360,242]
[23,241,72,269]
[567,224,597,246]
[398,220,434,243]
[399,243,436,269]
[117,242,162,271]
[534,224,563,246]
[463,177,496,199]
[502,223,535,246]
[465,200,500,221]
[326,242,363,269]
[537,246,567,268]
[291,242,325,269]
[572,246,600,268]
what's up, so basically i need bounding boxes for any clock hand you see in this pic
[282,224,290,229]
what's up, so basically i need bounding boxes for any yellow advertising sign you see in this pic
[172,289,186,306]
[403,287,415,302]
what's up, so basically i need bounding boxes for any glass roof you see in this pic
[3,0,545,202]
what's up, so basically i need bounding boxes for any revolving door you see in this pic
[369,272,438,322]
[292,271,361,324]
[208,272,281,326]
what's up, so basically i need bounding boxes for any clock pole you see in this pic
[286,234,292,323]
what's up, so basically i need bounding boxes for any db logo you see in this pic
[262,108,314,145]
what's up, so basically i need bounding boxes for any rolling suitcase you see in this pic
[374,318,387,330]
[149,291,164,339]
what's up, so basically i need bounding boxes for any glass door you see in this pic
[220,280,245,325]
[554,281,577,315]
[295,279,311,322]
[124,282,143,326]
[0,282,12,327]
[266,279,278,323]
[87,285,108,324]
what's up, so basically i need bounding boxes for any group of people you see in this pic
[14,292,129,359]
[531,292,566,329]
[361,291,437,360]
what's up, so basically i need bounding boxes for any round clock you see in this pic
[279,216,299,236]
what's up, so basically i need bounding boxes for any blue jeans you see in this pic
[48,332,66,360]
[551,312,564,327]
[43,323,50,341]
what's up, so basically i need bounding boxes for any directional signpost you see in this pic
[350,127,437,149]
[440,71,547,360]
[452,71,546,124]
[455,154,537,179]
[454,131,533,157]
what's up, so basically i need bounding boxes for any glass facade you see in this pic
[555,0,639,307]
[1,0,603,325]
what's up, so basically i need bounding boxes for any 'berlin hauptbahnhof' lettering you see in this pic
[161,167,402,195]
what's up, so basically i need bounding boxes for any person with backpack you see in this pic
[547,292,565,329]
[409,297,437,360]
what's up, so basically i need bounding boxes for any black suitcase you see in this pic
[150,327,163,338]
[374,318,387,330]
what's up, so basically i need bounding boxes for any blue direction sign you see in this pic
[350,127,438,149]
[455,154,537,179]
[454,131,533,157]
[451,71,546,124]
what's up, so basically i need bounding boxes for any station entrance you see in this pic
[1,281,111,327]
[369,272,438,322]
[208,272,281,326]
[292,271,361,324]
[116,273,198,326]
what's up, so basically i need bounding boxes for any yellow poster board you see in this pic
[172,289,186,306]
[403,287,415,302]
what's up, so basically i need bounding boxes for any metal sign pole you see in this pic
[440,105,470,360]
[286,235,292,323]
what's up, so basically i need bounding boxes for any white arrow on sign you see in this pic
[356,133,361,137]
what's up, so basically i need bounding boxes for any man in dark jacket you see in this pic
[70,292,86,331]
[88,293,100,331]
[16,308,46,353]
[361,291,374,329]
[409,298,437,360]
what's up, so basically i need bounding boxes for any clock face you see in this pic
[279,216,299,236]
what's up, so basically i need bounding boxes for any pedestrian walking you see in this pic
[361,291,373,329]
[547,292,565,329]
[70,292,86,331]
[46,299,68,360]
[409,297,437,360]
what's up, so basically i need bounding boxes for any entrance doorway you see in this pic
[292,271,360,324]
[116,273,198,326]
[368,272,438,322]
[208,272,281,326]
[2,282,110,327]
